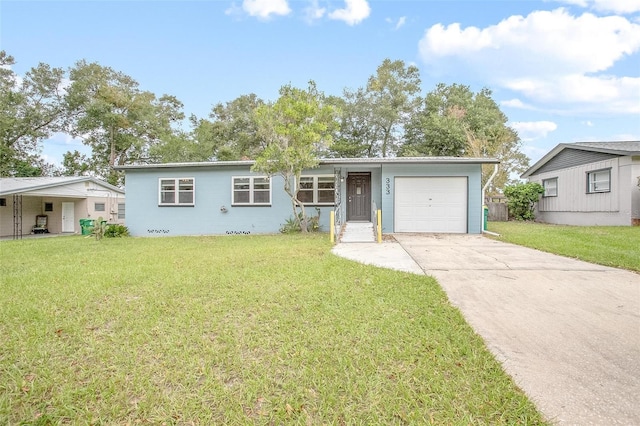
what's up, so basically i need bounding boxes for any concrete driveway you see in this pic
[391,234,640,425]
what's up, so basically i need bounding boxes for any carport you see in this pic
[0,177,125,239]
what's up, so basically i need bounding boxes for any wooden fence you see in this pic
[486,196,508,222]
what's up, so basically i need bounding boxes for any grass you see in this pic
[488,221,640,272]
[0,235,547,425]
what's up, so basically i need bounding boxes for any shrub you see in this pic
[88,216,107,240]
[503,182,545,221]
[104,224,130,238]
[280,209,322,233]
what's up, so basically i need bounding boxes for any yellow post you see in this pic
[377,209,382,243]
[330,211,335,244]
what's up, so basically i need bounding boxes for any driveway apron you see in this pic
[393,234,640,426]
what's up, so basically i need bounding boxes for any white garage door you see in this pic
[395,177,468,233]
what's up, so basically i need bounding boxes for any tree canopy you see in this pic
[65,60,185,185]
[252,81,337,231]
[0,51,66,176]
[329,59,421,158]
[1,53,530,193]
[401,83,529,190]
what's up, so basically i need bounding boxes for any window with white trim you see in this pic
[587,169,610,193]
[118,203,125,219]
[297,175,335,205]
[542,178,557,197]
[94,202,106,212]
[159,178,195,206]
[232,176,271,205]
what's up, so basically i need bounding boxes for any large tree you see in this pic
[151,94,266,163]
[0,51,66,176]
[205,93,266,160]
[329,58,421,158]
[65,60,184,185]
[252,81,337,232]
[401,83,529,192]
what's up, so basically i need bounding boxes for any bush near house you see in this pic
[503,182,545,221]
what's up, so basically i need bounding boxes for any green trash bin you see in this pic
[80,219,95,235]
[483,205,489,231]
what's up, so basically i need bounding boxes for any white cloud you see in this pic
[418,8,640,114]
[501,98,530,109]
[510,121,558,141]
[385,16,406,30]
[552,0,640,14]
[303,0,326,23]
[504,74,640,113]
[240,0,291,19]
[329,0,371,26]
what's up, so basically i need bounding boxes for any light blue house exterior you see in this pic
[117,157,498,237]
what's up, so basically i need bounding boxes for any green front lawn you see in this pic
[488,222,640,272]
[0,235,547,424]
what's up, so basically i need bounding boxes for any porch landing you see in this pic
[340,221,375,243]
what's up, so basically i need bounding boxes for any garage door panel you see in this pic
[395,177,467,233]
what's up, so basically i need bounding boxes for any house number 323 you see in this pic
[385,178,391,195]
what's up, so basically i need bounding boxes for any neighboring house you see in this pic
[522,141,640,226]
[116,157,499,237]
[0,177,126,238]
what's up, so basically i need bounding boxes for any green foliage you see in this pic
[1,53,530,192]
[401,83,529,192]
[252,81,337,232]
[60,150,91,176]
[65,60,185,185]
[88,216,107,240]
[329,59,421,158]
[503,182,545,221]
[104,223,130,238]
[205,93,265,160]
[0,51,67,176]
[280,209,322,233]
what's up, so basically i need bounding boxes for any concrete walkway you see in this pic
[332,234,640,425]
[339,221,376,243]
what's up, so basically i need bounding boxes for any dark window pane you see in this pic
[254,191,270,204]
[161,192,175,204]
[254,178,270,190]
[317,177,334,190]
[234,191,250,204]
[298,190,313,203]
[179,179,194,191]
[160,180,175,191]
[317,191,334,203]
[179,192,193,204]
[234,178,250,190]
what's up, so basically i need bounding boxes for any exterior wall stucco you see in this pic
[123,162,486,237]
[380,163,483,234]
[125,165,337,237]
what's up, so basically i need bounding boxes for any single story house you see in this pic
[116,157,499,237]
[521,141,640,226]
[0,177,126,238]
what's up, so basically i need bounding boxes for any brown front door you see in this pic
[347,173,371,221]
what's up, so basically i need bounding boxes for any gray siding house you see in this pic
[522,141,640,226]
[117,157,498,237]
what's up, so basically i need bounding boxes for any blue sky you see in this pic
[2,0,639,168]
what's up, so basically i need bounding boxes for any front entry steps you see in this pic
[340,221,375,243]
